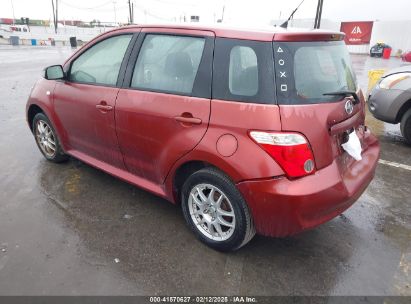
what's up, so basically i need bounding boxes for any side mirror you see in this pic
[44,65,65,80]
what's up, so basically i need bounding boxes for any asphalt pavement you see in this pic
[0,46,410,296]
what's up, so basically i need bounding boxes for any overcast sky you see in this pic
[2,0,411,25]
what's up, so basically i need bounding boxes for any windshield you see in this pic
[273,41,357,104]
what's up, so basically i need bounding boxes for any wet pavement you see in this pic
[0,46,410,296]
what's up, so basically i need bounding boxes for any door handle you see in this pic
[174,116,202,125]
[96,103,113,112]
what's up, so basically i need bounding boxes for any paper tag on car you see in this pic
[342,131,362,161]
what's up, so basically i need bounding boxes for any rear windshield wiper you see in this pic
[323,90,360,104]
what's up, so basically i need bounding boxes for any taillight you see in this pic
[249,131,316,178]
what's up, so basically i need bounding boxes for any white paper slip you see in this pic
[342,131,362,161]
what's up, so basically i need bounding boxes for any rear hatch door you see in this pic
[273,38,364,171]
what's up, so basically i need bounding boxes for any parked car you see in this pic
[26,25,380,251]
[368,66,411,143]
[402,51,411,62]
[370,42,391,58]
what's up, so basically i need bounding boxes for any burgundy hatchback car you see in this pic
[26,25,380,251]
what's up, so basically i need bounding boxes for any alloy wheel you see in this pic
[188,183,236,241]
[35,120,57,158]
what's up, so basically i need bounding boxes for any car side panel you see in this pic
[26,78,70,151]
[53,82,126,169]
[164,99,285,202]
[115,90,211,184]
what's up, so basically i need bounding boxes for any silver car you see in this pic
[368,65,411,143]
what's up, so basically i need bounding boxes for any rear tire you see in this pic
[181,167,255,251]
[400,108,411,144]
[32,113,68,163]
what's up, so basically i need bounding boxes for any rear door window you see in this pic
[273,41,357,104]
[131,34,205,95]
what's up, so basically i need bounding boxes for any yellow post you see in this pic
[367,69,385,95]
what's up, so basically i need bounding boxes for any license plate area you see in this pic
[336,126,365,174]
[338,126,365,153]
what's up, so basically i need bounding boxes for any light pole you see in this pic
[113,1,117,25]
[10,0,16,25]
[128,0,132,24]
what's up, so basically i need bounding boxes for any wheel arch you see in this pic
[170,160,216,204]
[27,104,45,132]
[396,99,411,123]
[167,154,244,205]
[26,103,68,153]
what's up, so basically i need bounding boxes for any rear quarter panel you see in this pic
[165,100,285,200]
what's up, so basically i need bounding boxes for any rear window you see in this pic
[273,41,357,104]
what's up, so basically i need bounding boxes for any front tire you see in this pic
[400,108,411,144]
[32,113,68,163]
[181,167,255,251]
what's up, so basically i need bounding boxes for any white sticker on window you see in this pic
[280,84,288,91]
[278,59,285,66]
[277,46,283,53]
[280,71,286,78]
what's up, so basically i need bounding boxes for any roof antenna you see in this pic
[280,0,305,29]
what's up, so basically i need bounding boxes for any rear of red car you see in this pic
[238,32,380,237]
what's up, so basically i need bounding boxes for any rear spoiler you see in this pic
[273,32,345,42]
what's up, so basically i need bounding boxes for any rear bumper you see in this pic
[237,132,380,237]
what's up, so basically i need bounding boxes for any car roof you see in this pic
[64,24,344,66]
[115,24,345,42]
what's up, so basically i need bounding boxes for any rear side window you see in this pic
[213,38,275,104]
[229,46,258,96]
[131,34,205,95]
[273,41,357,104]
[70,34,132,86]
